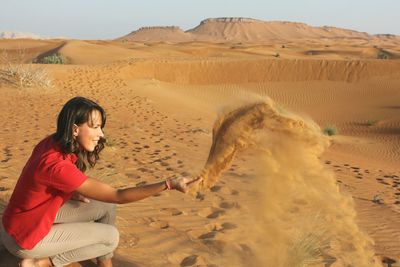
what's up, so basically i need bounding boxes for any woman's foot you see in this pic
[20,258,52,267]
[97,258,113,267]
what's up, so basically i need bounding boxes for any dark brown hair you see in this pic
[53,96,106,172]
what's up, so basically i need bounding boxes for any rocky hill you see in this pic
[117,17,399,43]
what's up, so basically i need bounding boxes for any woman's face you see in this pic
[73,110,104,152]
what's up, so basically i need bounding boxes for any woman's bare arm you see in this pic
[76,176,197,204]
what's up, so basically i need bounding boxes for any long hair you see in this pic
[54,96,106,172]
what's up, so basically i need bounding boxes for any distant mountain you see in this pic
[188,18,371,42]
[117,17,399,43]
[118,26,193,42]
[0,31,43,39]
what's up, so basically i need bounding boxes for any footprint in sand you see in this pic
[221,222,237,230]
[125,173,140,179]
[206,221,238,232]
[198,207,225,219]
[377,178,390,186]
[149,220,169,229]
[160,161,169,167]
[160,208,183,216]
[198,231,218,239]
[137,167,150,173]
[210,186,222,192]
[219,201,240,209]
[180,171,190,177]
[234,243,254,258]
[202,239,225,254]
[180,255,199,267]
[1,146,12,163]
[229,189,239,195]
[209,185,238,195]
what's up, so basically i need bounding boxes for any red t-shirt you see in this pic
[2,135,87,249]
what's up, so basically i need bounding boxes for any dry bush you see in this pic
[0,49,53,88]
[284,215,333,267]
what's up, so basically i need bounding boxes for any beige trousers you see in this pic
[1,199,119,266]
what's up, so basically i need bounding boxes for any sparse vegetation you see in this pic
[377,50,390,60]
[284,215,332,267]
[322,125,338,136]
[0,49,52,88]
[34,53,66,64]
[372,194,384,204]
[105,138,117,148]
[274,52,280,58]
[366,119,378,126]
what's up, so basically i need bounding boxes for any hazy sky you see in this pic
[1,0,399,39]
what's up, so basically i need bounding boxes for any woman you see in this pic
[0,97,196,267]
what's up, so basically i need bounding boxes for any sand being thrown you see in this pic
[191,98,381,266]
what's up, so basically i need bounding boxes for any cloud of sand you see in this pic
[194,98,381,267]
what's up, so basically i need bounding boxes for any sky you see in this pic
[1,0,399,39]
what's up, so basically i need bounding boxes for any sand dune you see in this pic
[2,37,399,66]
[0,39,65,63]
[120,58,400,83]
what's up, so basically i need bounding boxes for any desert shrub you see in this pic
[284,215,332,267]
[274,52,280,58]
[0,50,52,88]
[377,50,390,60]
[35,53,66,64]
[366,119,378,126]
[105,138,117,148]
[322,125,338,136]
[372,194,383,204]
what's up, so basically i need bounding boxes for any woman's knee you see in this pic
[107,226,119,250]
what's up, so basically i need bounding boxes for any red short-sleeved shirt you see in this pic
[2,135,87,249]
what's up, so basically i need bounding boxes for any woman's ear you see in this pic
[72,124,79,139]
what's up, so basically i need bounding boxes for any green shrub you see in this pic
[366,119,378,126]
[372,194,383,204]
[36,53,66,64]
[377,50,390,60]
[322,125,338,136]
[105,138,116,147]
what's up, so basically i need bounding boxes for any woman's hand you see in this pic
[166,176,202,193]
[71,191,90,203]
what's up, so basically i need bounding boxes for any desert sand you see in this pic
[1,19,400,266]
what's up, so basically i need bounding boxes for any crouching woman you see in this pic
[0,97,196,267]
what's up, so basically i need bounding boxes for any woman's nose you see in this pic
[98,128,104,137]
